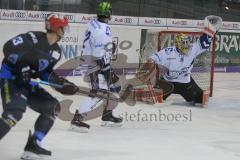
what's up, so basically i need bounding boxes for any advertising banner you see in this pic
[27,11,49,21]
[75,14,95,23]
[167,18,193,28]
[0,9,240,72]
[215,32,240,66]
[1,10,27,21]
[109,16,138,26]
[1,9,240,30]
[138,17,167,27]
[192,20,204,29]
[221,21,240,30]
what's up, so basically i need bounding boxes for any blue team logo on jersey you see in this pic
[164,47,173,55]
[165,67,190,79]
[38,59,49,71]
[106,26,111,36]
[8,54,19,64]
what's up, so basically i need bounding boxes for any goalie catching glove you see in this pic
[203,15,222,37]
[53,77,79,95]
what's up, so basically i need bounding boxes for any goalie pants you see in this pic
[163,77,203,103]
[0,79,59,140]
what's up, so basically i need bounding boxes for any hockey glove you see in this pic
[54,77,79,95]
[203,15,222,37]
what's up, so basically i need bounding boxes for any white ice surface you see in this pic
[0,73,240,160]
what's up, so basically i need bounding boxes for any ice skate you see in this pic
[70,110,90,133]
[101,110,123,127]
[21,131,51,160]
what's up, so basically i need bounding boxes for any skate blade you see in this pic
[101,121,123,127]
[21,151,51,160]
[172,102,207,108]
[195,103,208,108]
[69,125,90,133]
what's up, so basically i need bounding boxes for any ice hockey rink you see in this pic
[0,72,240,160]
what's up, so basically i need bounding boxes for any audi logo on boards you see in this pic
[232,24,239,29]
[28,13,40,19]
[124,18,132,23]
[15,12,26,18]
[154,19,161,24]
[64,15,74,21]
[41,13,48,19]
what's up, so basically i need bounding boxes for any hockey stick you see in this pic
[31,79,133,103]
[76,84,133,103]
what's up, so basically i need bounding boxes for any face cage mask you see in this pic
[177,37,190,55]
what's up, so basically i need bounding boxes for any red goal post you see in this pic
[140,30,216,97]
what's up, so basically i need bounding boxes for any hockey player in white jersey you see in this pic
[136,15,222,105]
[70,1,123,131]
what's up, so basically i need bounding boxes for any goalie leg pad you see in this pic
[132,84,163,104]
[202,90,209,107]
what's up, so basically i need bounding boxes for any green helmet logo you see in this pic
[97,1,112,17]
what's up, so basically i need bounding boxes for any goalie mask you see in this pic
[175,33,190,55]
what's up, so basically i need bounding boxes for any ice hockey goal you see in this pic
[140,30,216,97]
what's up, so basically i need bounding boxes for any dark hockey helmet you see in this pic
[97,1,112,18]
[45,13,68,33]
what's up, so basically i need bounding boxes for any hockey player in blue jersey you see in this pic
[0,13,79,160]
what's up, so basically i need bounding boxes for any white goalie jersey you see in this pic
[81,19,112,62]
[150,34,212,83]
